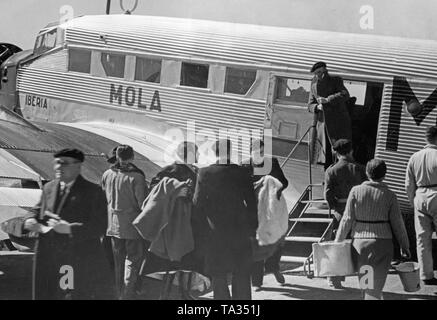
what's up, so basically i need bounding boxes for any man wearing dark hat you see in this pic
[101,145,148,299]
[324,139,367,288]
[308,61,352,170]
[23,148,112,299]
[193,139,258,300]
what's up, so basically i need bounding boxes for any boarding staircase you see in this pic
[278,122,334,277]
[280,185,334,277]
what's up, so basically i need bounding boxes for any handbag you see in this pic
[312,240,357,277]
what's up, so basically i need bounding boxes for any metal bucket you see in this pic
[396,262,421,292]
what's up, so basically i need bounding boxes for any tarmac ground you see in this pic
[1,251,437,300]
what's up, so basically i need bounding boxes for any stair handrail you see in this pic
[280,122,317,190]
[280,124,314,169]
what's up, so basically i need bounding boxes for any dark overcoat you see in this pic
[29,175,113,300]
[308,73,352,163]
[192,163,258,276]
[141,162,205,274]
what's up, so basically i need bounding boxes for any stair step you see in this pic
[304,208,331,215]
[289,218,332,223]
[301,199,328,204]
[0,251,34,256]
[285,236,321,243]
[280,256,308,264]
[301,213,331,219]
[309,183,324,187]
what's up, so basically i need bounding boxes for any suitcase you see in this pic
[312,240,357,277]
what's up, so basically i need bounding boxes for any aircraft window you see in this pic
[180,62,209,88]
[135,57,161,83]
[344,80,367,105]
[101,53,125,78]
[33,28,57,55]
[224,67,256,95]
[68,48,91,73]
[275,78,311,105]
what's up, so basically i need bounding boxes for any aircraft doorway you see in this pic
[268,75,384,167]
[345,80,384,165]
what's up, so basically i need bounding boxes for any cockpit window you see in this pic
[34,28,57,56]
[101,53,125,78]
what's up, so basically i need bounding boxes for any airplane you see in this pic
[0,14,437,249]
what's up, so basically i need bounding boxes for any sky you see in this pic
[0,0,435,50]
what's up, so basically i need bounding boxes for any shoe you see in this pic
[273,271,285,284]
[423,278,437,285]
[390,259,401,268]
[327,279,344,289]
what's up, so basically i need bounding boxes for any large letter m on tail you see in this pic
[386,76,437,151]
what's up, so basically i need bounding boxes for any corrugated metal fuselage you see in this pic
[4,15,437,212]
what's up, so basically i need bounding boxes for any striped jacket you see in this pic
[335,181,410,250]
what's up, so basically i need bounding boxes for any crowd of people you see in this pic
[17,60,437,300]
[20,137,290,300]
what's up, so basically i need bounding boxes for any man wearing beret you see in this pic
[23,148,113,299]
[308,61,353,170]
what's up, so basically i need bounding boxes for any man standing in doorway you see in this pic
[308,61,352,169]
[406,126,437,285]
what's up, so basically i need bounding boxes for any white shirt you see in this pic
[405,144,437,205]
[60,179,76,195]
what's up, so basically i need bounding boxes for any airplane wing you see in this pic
[0,118,163,184]
[60,121,217,168]
[59,121,177,170]
[0,109,168,242]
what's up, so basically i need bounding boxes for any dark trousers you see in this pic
[251,245,283,286]
[212,264,252,300]
[324,127,336,170]
[111,237,146,299]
